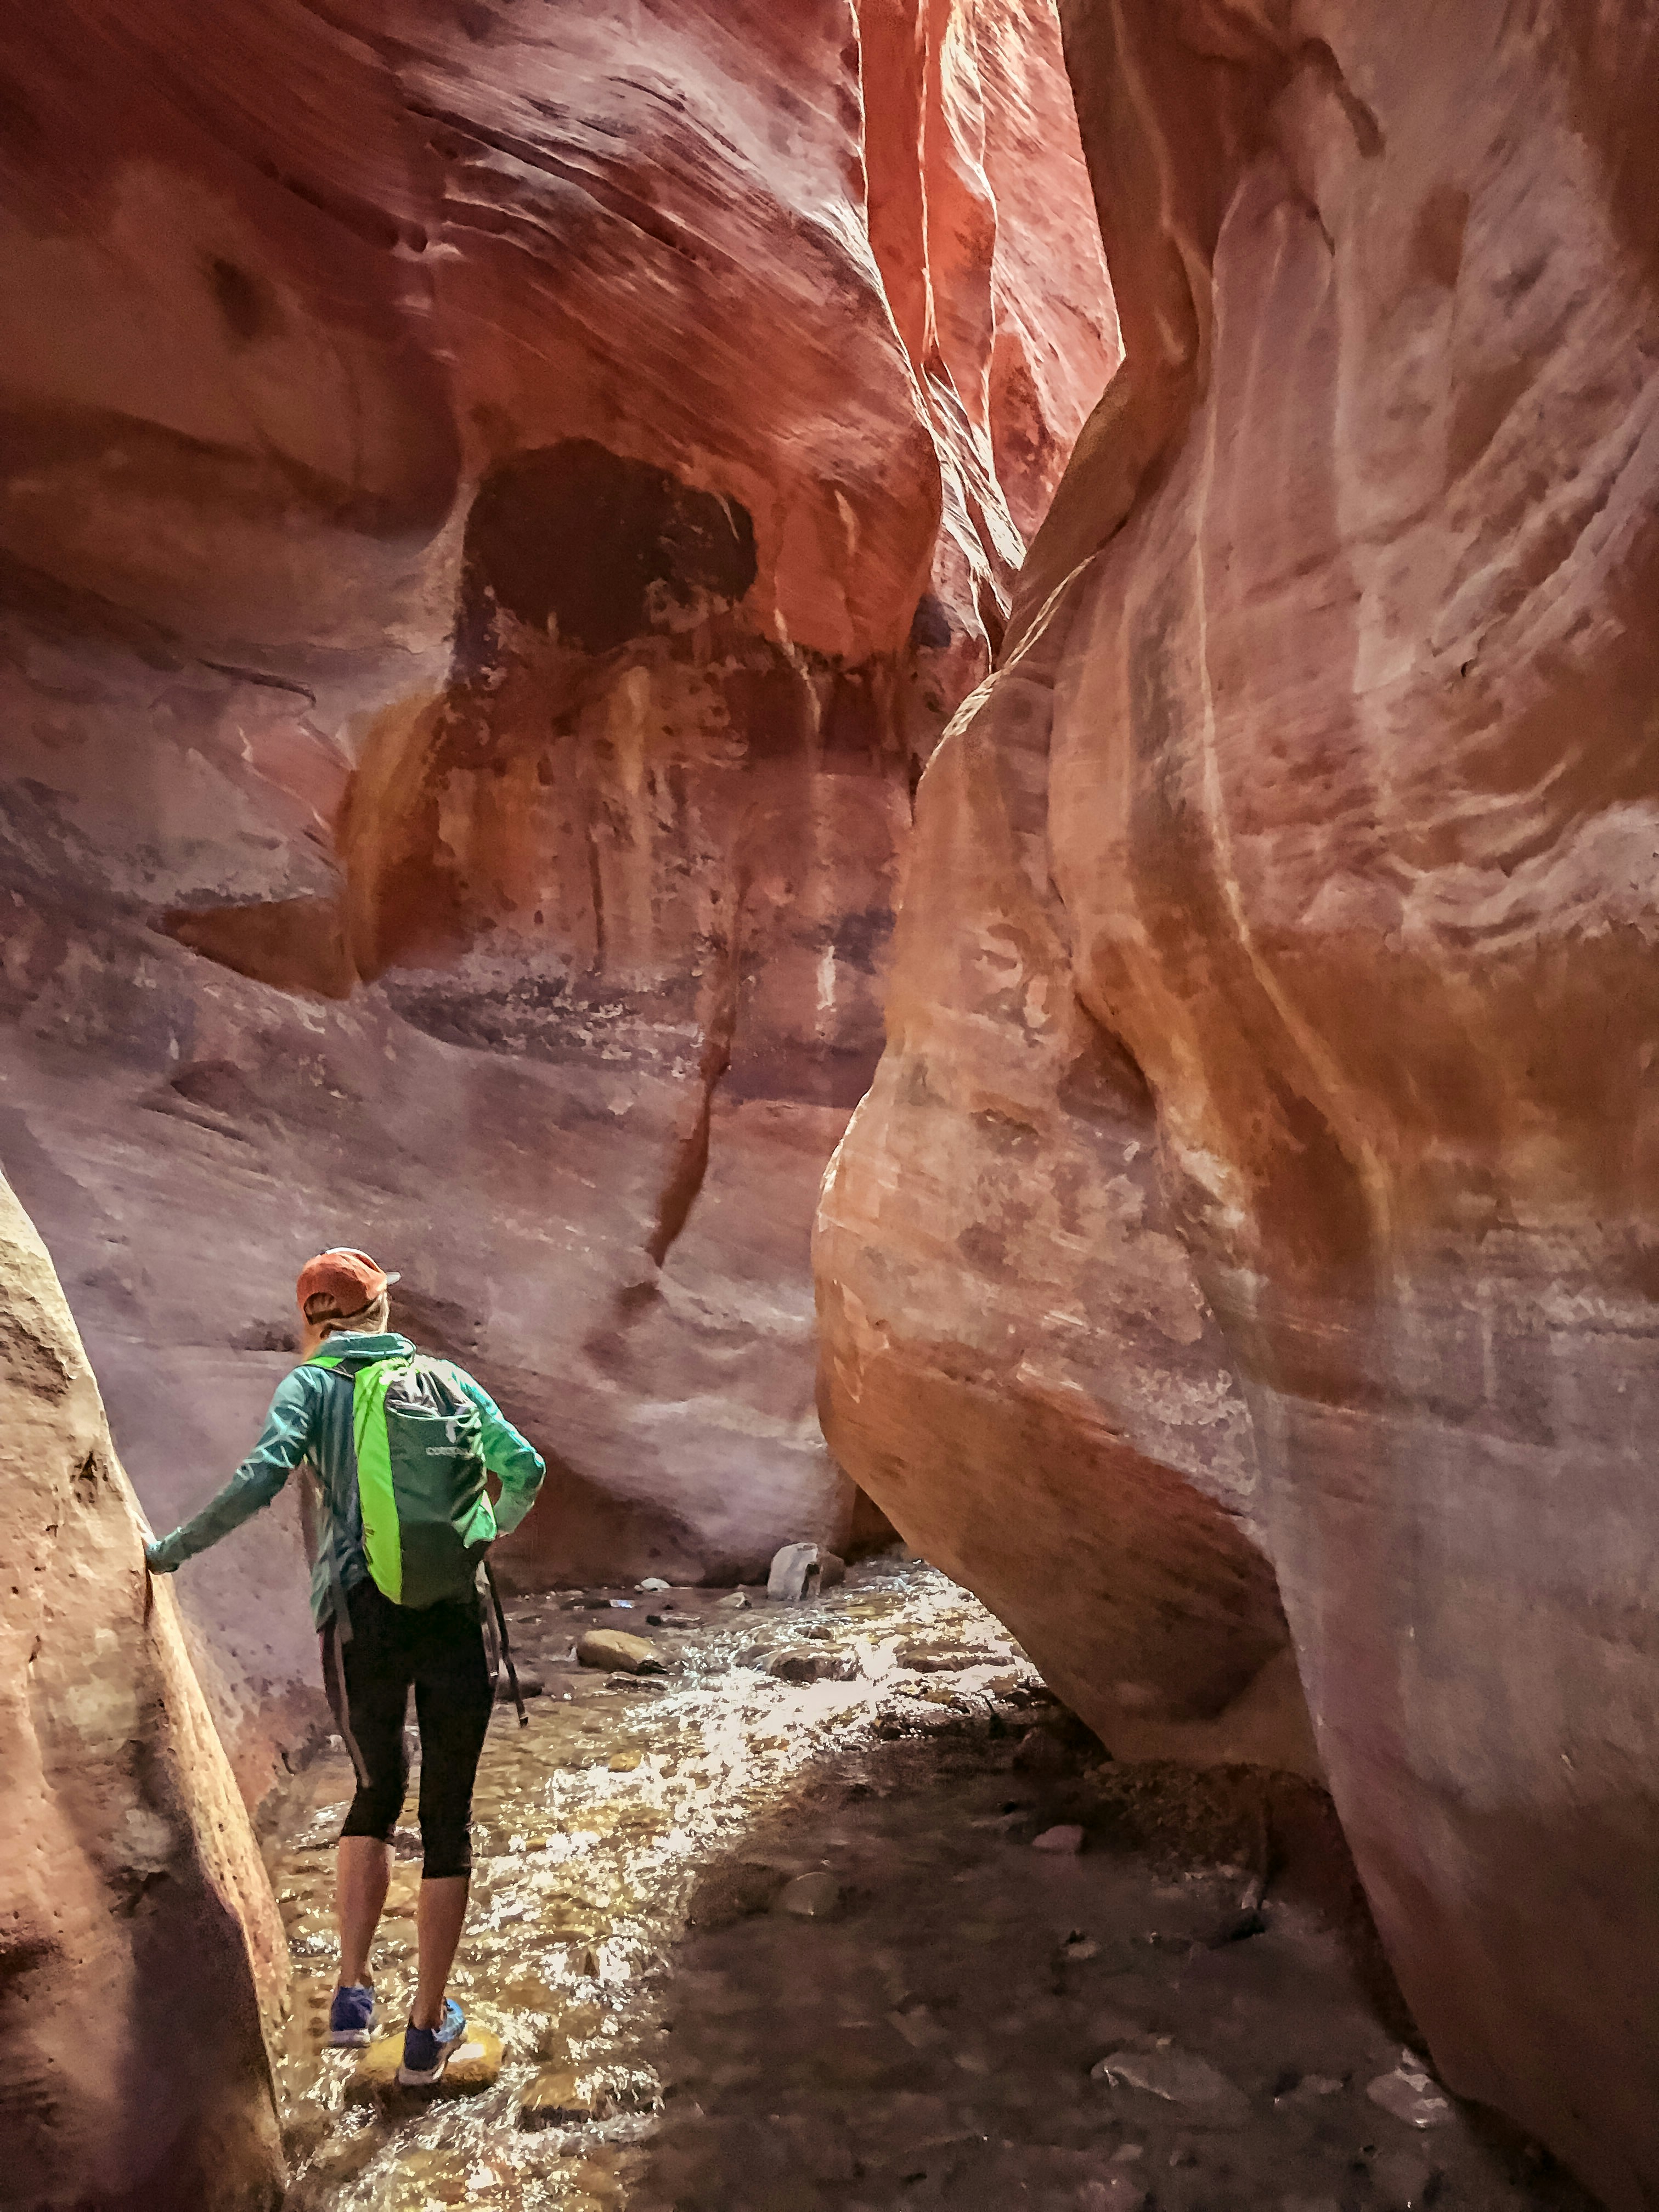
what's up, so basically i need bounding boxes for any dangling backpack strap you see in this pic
[484,1560,528,1729]
[306,1350,363,1643]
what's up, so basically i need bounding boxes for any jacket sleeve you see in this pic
[456,1373,546,1537]
[144,1369,321,1571]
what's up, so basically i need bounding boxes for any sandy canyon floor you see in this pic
[264,1560,1594,2212]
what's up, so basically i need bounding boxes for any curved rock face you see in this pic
[819,1,1659,2200]
[0,1173,286,2210]
[815,600,1321,1784]
[0,1,1114,1797]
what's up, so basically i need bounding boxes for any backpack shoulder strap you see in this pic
[296,1356,358,1634]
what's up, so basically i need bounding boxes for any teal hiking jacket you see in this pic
[144,1332,546,1628]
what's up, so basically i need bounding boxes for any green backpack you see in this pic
[310,1351,498,1609]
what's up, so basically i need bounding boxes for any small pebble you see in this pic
[1274,2073,1344,2108]
[1080,2177,1147,2211]
[773,1871,845,1919]
[1367,2063,1452,2130]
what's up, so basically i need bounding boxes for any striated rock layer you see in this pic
[0,1171,287,2210]
[0,0,1114,1799]
[819,1,1659,2200]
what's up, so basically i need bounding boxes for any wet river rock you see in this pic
[577,1630,665,1676]
[347,2027,506,2105]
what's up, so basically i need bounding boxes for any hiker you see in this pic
[144,1247,545,2085]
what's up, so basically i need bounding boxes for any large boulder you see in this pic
[0,1172,287,2209]
[819,1,1659,2202]
[0,0,1115,1801]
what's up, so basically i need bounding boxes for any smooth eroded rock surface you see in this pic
[0,0,1115,1801]
[819,2,1659,2200]
[0,1171,287,2210]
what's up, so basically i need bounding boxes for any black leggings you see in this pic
[321,1579,493,1880]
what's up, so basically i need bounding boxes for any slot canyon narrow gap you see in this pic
[2,4,1657,2211]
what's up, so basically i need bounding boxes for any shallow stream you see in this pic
[267,1558,1593,2212]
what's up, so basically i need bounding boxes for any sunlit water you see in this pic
[268,1559,1593,2212]
[270,1559,1024,2209]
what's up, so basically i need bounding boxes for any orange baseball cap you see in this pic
[296,1247,400,1316]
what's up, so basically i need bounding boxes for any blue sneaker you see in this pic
[397,1997,467,2086]
[326,1983,376,2048]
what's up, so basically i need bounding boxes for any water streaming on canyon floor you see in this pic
[267,1558,1591,2212]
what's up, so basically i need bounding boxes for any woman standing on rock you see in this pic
[145,1246,545,2085]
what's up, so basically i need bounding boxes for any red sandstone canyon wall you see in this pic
[818,2,1659,2202]
[0,1,1115,1802]
[0,1171,287,2210]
